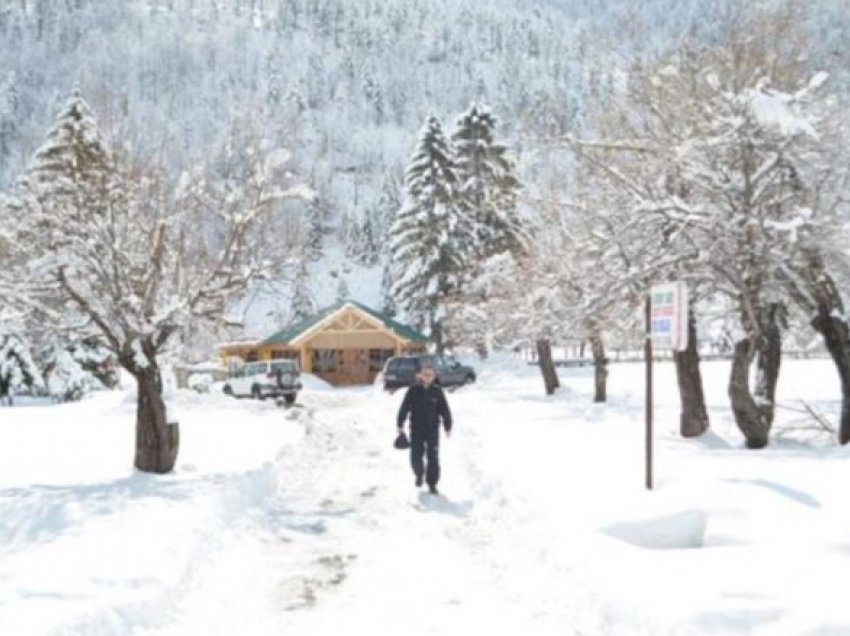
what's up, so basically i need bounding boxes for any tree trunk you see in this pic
[754,303,783,426]
[134,366,179,473]
[812,310,850,444]
[431,315,444,355]
[590,334,607,403]
[673,305,709,437]
[783,262,850,443]
[728,339,771,449]
[475,341,489,360]
[536,338,559,395]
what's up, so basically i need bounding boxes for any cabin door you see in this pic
[339,349,371,385]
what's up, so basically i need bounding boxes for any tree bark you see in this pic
[536,338,559,395]
[431,314,444,355]
[754,303,783,426]
[812,309,850,444]
[590,334,607,403]
[728,339,771,449]
[134,365,179,473]
[673,305,709,437]
[783,264,850,445]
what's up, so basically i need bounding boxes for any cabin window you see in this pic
[271,350,299,366]
[245,350,259,363]
[312,349,337,373]
[369,349,395,372]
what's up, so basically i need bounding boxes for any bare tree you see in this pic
[568,9,835,447]
[3,93,311,473]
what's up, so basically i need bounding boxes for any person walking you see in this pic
[396,363,452,495]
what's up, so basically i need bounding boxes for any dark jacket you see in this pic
[397,382,453,432]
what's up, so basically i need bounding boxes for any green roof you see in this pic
[261,301,429,346]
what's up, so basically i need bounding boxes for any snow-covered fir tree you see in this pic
[354,208,381,266]
[363,70,385,125]
[305,197,325,261]
[12,90,119,243]
[69,337,118,389]
[377,173,402,317]
[380,254,397,317]
[441,103,524,354]
[336,277,351,303]
[389,115,470,353]
[0,332,41,405]
[376,172,402,237]
[452,102,524,260]
[291,258,317,321]
[342,210,361,257]
[0,73,18,180]
[40,340,104,402]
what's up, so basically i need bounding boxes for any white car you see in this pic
[222,360,302,404]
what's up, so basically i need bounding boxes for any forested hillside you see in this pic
[2,2,847,332]
[1,0,849,350]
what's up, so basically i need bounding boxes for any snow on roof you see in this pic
[216,339,262,350]
[262,300,428,346]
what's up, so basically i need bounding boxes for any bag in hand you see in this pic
[393,431,411,450]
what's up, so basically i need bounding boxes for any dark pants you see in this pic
[410,425,440,487]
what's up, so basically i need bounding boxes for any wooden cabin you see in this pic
[218,301,429,386]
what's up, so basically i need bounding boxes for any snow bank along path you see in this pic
[3,358,850,635]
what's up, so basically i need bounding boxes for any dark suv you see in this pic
[383,355,476,391]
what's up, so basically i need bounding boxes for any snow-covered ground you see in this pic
[2,357,849,635]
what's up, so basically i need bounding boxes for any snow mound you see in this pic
[602,509,708,550]
[301,373,334,391]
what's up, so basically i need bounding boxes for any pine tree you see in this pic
[291,258,316,321]
[265,55,282,107]
[342,208,361,258]
[380,254,397,317]
[41,339,105,402]
[389,115,470,353]
[376,172,402,239]
[336,277,350,303]
[0,332,41,405]
[363,71,385,125]
[378,173,402,317]
[0,72,19,181]
[16,90,120,251]
[452,102,524,259]
[352,207,380,266]
[306,196,324,261]
[70,337,118,388]
[30,90,114,201]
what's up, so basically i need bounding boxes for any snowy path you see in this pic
[138,387,602,636]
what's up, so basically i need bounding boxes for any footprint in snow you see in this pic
[412,492,474,518]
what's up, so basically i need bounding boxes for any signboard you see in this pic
[650,282,688,352]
